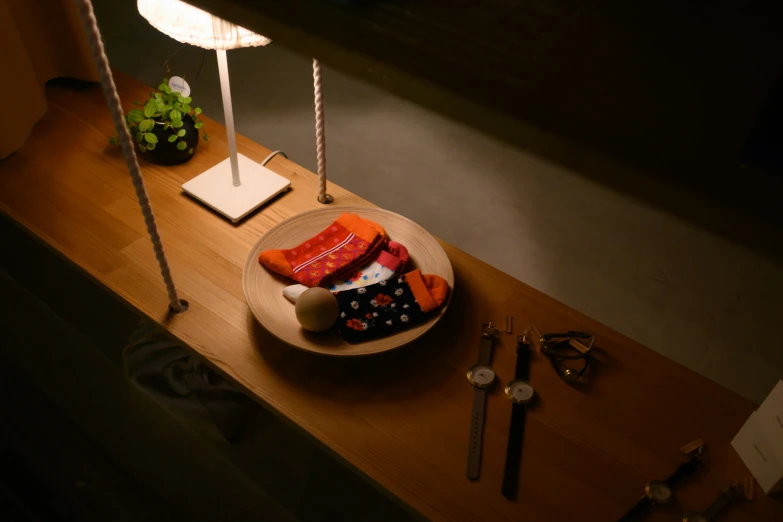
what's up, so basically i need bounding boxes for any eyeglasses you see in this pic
[526,326,594,382]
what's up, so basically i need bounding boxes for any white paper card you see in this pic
[732,411,783,493]
[754,381,783,465]
[756,380,783,421]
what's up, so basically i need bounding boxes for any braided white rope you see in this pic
[312,58,332,204]
[74,0,185,313]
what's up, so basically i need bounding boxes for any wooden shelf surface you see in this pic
[0,74,780,521]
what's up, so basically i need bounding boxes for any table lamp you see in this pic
[138,0,291,223]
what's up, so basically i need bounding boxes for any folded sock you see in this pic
[334,269,449,343]
[259,213,387,287]
[282,241,409,303]
[327,240,409,290]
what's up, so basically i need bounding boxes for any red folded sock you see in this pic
[259,213,387,287]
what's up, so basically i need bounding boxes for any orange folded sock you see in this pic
[259,213,387,287]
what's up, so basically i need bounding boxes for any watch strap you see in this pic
[665,458,701,488]
[618,496,654,522]
[467,387,488,480]
[478,336,493,365]
[501,402,528,499]
[704,491,732,519]
[515,339,531,380]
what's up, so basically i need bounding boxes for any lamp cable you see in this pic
[261,150,288,166]
[74,0,186,313]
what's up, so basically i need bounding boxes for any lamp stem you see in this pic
[216,49,240,187]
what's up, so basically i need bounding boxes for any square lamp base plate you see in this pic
[182,153,291,223]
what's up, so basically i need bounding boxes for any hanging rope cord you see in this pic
[74,0,185,313]
[312,59,333,204]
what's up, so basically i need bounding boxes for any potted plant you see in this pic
[110,78,209,165]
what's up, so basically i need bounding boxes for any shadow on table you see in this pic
[248,272,475,402]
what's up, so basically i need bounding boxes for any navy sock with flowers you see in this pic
[334,270,449,343]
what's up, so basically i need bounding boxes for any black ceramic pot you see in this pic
[141,115,200,165]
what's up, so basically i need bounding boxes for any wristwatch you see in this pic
[682,483,744,522]
[619,444,706,522]
[466,322,498,480]
[501,334,535,499]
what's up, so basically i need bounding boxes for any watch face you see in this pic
[467,365,495,388]
[644,480,672,503]
[505,379,535,404]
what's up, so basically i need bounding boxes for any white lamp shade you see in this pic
[138,0,271,50]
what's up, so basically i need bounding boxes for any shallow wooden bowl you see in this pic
[243,207,454,356]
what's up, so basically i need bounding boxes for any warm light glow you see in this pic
[137,0,271,50]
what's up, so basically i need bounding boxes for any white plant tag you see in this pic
[168,76,191,97]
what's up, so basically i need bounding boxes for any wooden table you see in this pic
[1,74,780,522]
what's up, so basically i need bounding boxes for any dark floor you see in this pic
[0,365,184,522]
[0,215,417,522]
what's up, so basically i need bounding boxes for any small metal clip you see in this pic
[482,321,499,338]
[743,476,754,501]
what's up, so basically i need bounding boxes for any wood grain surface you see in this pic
[1,74,781,521]
[243,206,454,356]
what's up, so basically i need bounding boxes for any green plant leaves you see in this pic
[127,109,144,123]
[119,86,203,155]
[138,119,155,132]
[143,101,157,118]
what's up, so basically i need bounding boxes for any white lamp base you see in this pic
[182,153,291,223]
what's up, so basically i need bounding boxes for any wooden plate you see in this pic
[243,207,454,356]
